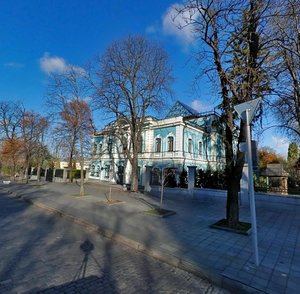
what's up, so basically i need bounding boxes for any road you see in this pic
[0,192,225,294]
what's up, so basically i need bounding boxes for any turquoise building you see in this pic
[89,101,226,186]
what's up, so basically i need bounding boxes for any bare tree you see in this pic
[91,35,173,192]
[59,99,93,195]
[271,0,300,141]
[20,110,49,184]
[46,66,93,195]
[176,0,271,227]
[30,116,49,183]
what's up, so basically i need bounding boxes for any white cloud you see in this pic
[39,53,68,75]
[190,99,214,112]
[39,53,86,76]
[162,3,198,44]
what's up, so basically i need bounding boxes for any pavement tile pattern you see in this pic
[0,191,224,294]
[1,180,300,293]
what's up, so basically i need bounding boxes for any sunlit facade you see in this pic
[89,101,226,186]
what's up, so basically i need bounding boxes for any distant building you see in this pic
[89,101,226,186]
[260,163,289,194]
[58,160,90,170]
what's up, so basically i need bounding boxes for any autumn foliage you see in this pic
[0,138,23,175]
[259,148,280,169]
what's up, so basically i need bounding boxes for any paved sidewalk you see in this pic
[1,180,300,293]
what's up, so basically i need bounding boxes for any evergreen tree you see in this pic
[287,142,299,163]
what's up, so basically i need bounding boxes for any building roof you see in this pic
[94,100,217,136]
[261,164,289,177]
[165,101,199,119]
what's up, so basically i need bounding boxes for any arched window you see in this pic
[155,138,161,152]
[93,142,97,155]
[199,141,202,157]
[188,138,193,153]
[203,135,208,159]
[107,138,113,154]
[105,164,110,178]
[167,136,174,152]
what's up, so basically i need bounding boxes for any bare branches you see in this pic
[91,35,173,191]
[0,101,22,141]
[271,0,300,140]
[175,0,272,227]
[45,64,94,187]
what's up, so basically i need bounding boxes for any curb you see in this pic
[23,197,219,280]
[1,186,253,293]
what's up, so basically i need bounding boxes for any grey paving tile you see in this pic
[287,279,300,292]
[250,276,268,291]
[2,181,300,294]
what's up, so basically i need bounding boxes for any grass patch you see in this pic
[211,218,252,235]
[144,208,176,218]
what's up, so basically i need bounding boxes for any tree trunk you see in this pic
[37,164,41,183]
[226,169,241,227]
[130,155,139,192]
[24,154,30,184]
[79,131,85,196]
[225,122,246,228]
[68,153,74,183]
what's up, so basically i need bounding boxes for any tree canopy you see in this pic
[92,35,173,191]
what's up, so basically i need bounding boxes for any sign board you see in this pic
[234,98,262,123]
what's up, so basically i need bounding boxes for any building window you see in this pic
[199,141,202,157]
[155,138,161,153]
[188,138,193,153]
[203,135,208,159]
[91,164,95,176]
[167,136,174,152]
[107,139,113,153]
[105,165,110,178]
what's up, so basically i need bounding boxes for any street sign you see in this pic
[234,98,262,266]
[234,98,261,123]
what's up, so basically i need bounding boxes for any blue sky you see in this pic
[0,0,289,156]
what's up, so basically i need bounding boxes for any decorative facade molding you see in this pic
[89,100,226,186]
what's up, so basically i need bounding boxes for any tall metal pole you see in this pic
[246,109,259,266]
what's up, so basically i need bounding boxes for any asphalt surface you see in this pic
[2,179,300,293]
[0,191,225,294]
